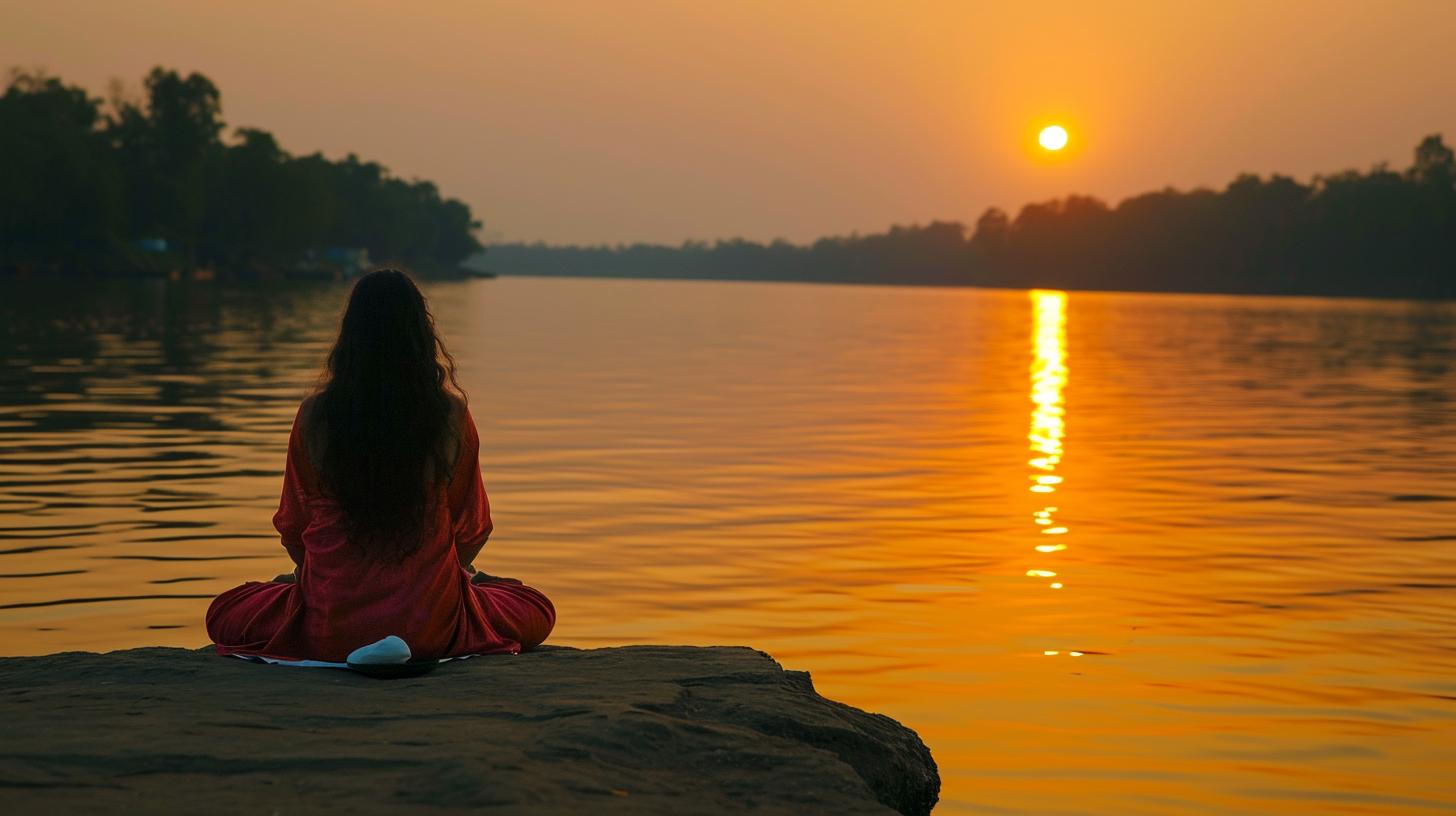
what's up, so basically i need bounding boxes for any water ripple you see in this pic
[0,278,1452,815]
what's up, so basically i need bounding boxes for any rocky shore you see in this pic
[0,644,939,814]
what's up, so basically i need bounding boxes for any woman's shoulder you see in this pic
[447,391,471,422]
[448,392,475,439]
[294,393,321,431]
[293,394,328,467]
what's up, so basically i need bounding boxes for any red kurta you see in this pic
[206,400,555,662]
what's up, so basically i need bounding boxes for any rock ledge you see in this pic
[0,644,939,814]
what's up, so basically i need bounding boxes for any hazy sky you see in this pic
[5,1,1456,245]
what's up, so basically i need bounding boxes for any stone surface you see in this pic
[0,645,939,814]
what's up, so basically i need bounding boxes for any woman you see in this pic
[206,269,554,662]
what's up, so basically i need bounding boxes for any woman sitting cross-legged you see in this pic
[206,269,554,663]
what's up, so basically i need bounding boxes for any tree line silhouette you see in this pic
[488,136,1456,299]
[4,64,1452,298]
[0,67,481,277]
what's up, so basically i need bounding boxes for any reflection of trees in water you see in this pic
[0,280,339,432]
[1219,302,1451,372]
[1215,300,1454,426]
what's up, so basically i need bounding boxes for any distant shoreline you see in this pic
[476,133,1456,302]
[470,266,1456,303]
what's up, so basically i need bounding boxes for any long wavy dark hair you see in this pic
[309,268,463,562]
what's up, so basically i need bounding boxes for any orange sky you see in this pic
[4,1,1455,245]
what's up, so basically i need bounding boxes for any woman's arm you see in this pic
[446,401,494,568]
[271,401,313,568]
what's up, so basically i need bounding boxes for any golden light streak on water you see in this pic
[1028,290,1068,592]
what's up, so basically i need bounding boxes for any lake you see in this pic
[1,276,1452,814]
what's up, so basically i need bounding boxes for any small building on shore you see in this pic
[293,247,372,281]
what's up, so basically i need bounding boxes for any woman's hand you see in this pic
[470,571,523,586]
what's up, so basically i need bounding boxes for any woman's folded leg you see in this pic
[472,579,556,651]
[205,581,294,653]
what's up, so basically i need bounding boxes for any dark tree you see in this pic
[109,69,224,261]
[0,66,483,278]
[0,71,121,273]
[1412,134,1455,189]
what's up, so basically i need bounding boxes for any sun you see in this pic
[1038,125,1069,151]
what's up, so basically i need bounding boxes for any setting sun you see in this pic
[1038,125,1069,151]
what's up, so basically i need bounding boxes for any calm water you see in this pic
[1,277,1453,813]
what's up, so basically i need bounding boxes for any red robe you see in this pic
[206,401,554,662]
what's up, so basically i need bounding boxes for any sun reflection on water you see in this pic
[1028,290,1068,592]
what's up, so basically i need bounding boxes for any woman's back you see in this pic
[205,269,554,662]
